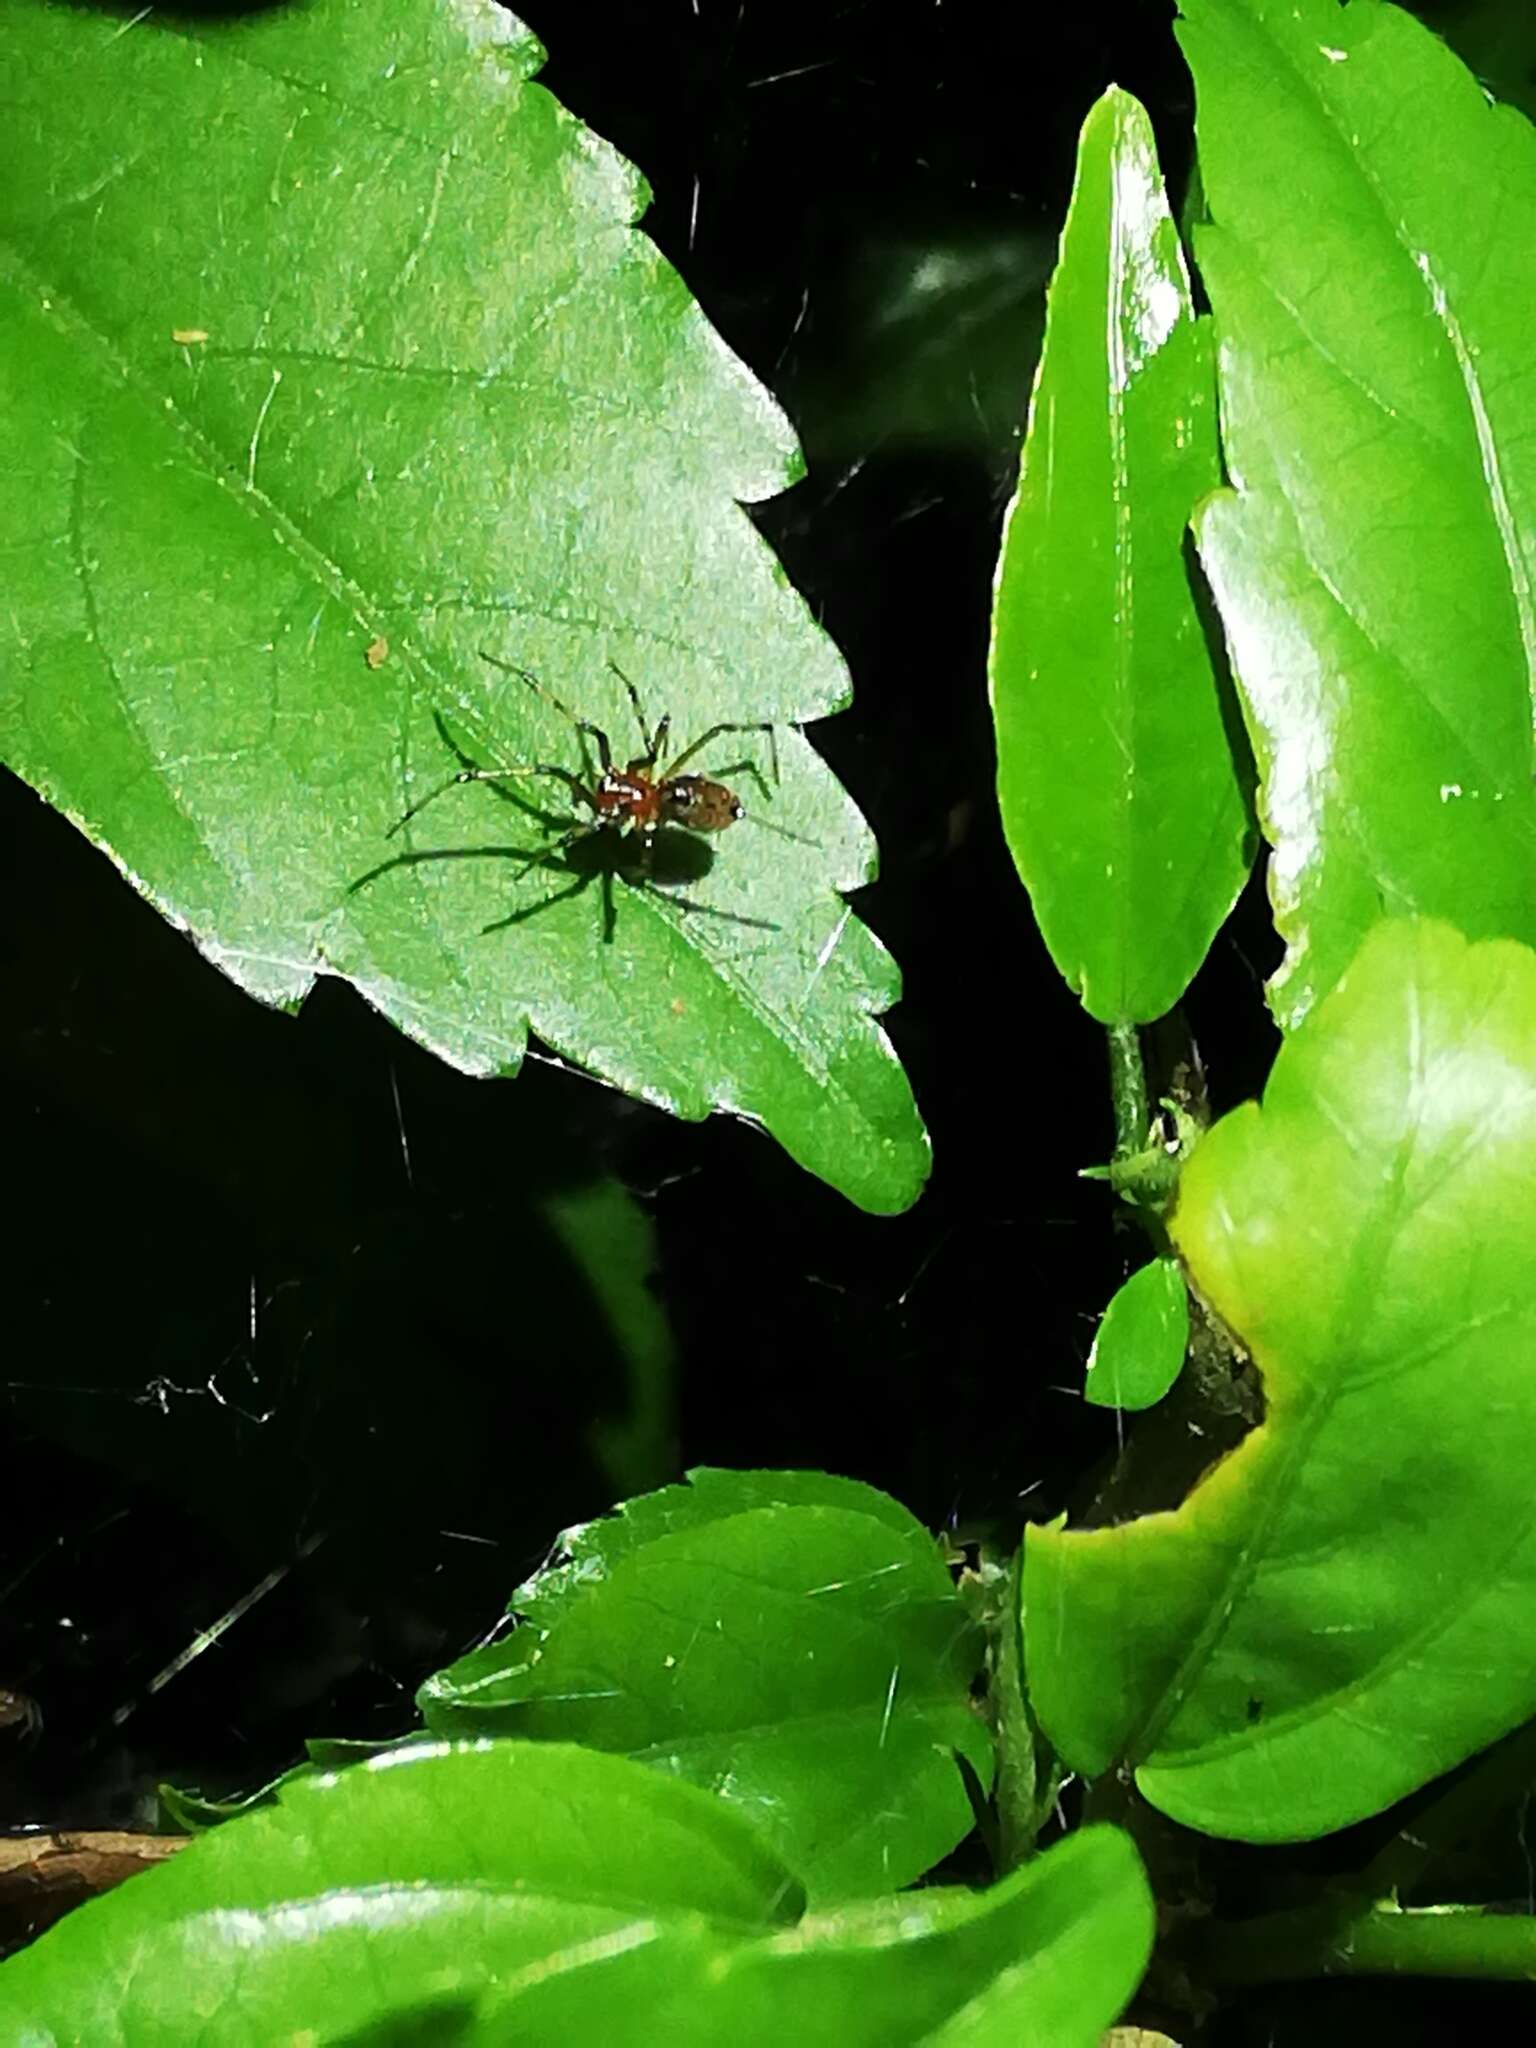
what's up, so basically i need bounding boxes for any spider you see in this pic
[366,653,790,941]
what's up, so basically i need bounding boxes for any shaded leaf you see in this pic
[1084,1257,1189,1412]
[1181,0,1536,1028]
[785,222,1053,461]
[1025,920,1536,1840]
[420,1468,990,1901]
[0,0,928,1212]
[542,1176,676,1496]
[1416,0,1536,124]
[990,86,1247,1024]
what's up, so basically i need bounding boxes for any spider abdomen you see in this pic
[657,774,745,832]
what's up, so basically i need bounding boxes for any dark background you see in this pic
[3,0,1532,2036]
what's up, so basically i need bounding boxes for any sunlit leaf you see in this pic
[419,1468,989,1901]
[990,86,1248,1024]
[1025,920,1536,1840]
[1182,0,1536,1028]
[0,0,928,1213]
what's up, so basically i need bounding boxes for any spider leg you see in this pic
[481,652,614,772]
[607,660,666,766]
[388,762,593,838]
[696,754,776,807]
[508,820,599,882]
[428,706,582,801]
[390,711,597,837]
[699,758,818,843]
[662,720,780,789]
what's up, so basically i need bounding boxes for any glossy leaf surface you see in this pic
[0,0,928,1213]
[0,1741,802,2042]
[1182,0,1536,1028]
[1025,921,1536,1840]
[990,86,1247,1024]
[420,1468,989,1901]
[5,1757,1150,2046]
[1084,1257,1188,1412]
[478,1824,1156,2048]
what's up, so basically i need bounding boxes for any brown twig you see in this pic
[0,1831,188,1955]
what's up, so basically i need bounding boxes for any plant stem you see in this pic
[992,1545,1039,1869]
[1106,1020,1149,1162]
[1195,1898,1536,1987]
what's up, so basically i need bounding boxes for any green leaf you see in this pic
[1180,0,1536,1029]
[0,1741,804,2042]
[419,1468,990,1902]
[7,1746,1150,2044]
[542,1177,676,1497]
[1024,919,1536,1841]
[989,86,1248,1025]
[159,1737,400,1835]
[0,0,928,1215]
[1084,1258,1189,1412]
[157,1769,295,1835]
[477,1825,1155,2048]
[1415,0,1536,124]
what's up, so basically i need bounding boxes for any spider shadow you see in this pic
[349,819,772,946]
